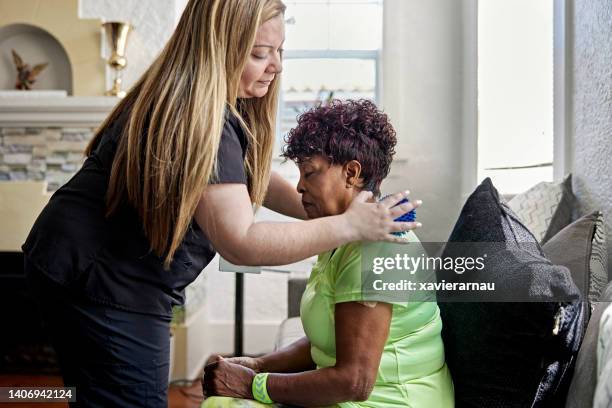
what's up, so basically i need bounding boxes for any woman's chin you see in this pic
[238,88,269,98]
[303,206,319,219]
[250,85,270,98]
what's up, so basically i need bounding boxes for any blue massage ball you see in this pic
[393,198,416,223]
[380,195,417,237]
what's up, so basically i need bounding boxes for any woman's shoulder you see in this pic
[87,109,131,158]
[331,241,362,266]
[329,232,427,277]
[354,230,423,257]
[331,231,420,259]
[223,108,248,154]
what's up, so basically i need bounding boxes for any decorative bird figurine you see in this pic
[11,49,48,90]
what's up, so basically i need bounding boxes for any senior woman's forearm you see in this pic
[265,366,374,406]
[257,337,315,373]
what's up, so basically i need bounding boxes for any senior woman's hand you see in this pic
[221,356,263,372]
[343,190,422,243]
[202,356,255,399]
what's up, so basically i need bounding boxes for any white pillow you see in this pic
[507,174,574,244]
[594,304,612,408]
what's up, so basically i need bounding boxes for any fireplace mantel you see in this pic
[0,96,119,128]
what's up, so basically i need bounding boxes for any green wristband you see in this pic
[252,372,274,404]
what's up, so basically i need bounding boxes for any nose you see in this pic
[296,176,306,194]
[267,51,283,75]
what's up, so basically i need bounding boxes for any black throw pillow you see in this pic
[437,178,587,407]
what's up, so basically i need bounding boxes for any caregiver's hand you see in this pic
[343,190,422,243]
[202,356,254,399]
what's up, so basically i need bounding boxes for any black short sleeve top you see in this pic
[22,109,249,317]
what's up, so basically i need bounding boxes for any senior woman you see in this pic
[202,99,454,408]
[22,1,420,407]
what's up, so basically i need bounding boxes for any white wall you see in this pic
[571,0,612,278]
[381,0,478,243]
[79,0,186,92]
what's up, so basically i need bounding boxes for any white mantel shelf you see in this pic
[0,96,120,128]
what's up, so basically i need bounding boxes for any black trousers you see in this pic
[25,258,171,408]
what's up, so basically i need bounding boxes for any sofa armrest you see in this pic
[288,278,308,318]
[274,317,305,351]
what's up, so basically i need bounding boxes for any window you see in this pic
[477,0,554,194]
[278,0,383,151]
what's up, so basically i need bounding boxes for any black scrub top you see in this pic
[22,109,249,317]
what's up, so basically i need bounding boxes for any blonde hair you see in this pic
[86,0,286,269]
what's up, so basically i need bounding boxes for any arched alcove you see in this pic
[0,23,73,94]
[0,0,105,96]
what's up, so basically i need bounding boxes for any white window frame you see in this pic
[275,49,382,153]
[553,0,572,181]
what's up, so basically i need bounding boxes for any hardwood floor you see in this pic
[0,374,204,408]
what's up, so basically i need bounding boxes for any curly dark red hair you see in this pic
[281,99,397,196]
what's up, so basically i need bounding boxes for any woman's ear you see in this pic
[344,160,364,188]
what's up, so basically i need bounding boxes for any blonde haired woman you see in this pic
[22,1,420,406]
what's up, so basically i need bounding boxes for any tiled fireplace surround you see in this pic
[0,97,114,190]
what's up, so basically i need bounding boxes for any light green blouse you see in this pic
[300,232,454,408]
